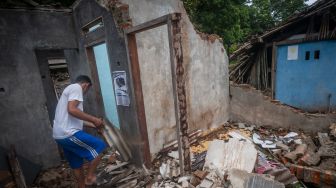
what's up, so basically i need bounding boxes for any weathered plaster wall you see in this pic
[230,84,336,132]
[121,0,230,155]
[73,0,144,165]
[0,9,78,168]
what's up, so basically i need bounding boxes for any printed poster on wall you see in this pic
[287,45,298,60]
[112,71,130,106]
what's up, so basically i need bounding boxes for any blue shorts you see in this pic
[55,131,106,169]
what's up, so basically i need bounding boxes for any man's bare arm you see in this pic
[68,100,103,127]
[83,121,96,128]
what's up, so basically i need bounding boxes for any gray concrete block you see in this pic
[228,169,285,188]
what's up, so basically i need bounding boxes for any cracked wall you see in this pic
[120,0,230,155]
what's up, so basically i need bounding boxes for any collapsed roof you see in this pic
[230,0,336,91]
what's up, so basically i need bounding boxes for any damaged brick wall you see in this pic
[115,0,230,155]
[230,84,336,132]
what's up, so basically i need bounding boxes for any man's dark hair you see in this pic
[75,75,92,85]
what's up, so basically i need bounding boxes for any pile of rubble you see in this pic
[33,122,336,187]
[33,149,155,188]
[152,122,336,188]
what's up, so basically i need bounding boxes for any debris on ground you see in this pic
[33,122,336,188]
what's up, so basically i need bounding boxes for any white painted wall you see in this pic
[121,0,230,155]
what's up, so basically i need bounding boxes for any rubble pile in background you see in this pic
[50,71,70,98]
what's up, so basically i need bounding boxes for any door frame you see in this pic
[124,13,190,173]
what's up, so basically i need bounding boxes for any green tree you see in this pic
[270,0,308,22]
[183,0,308,53]
[184,0,251,53]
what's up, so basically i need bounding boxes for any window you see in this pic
[305,51,310,60]
[82,17,103,34]
[314,50,320,59]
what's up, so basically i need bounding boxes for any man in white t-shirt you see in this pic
[53,75,106,187]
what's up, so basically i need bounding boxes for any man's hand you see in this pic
[92,118,104,128]
[68,100,104,129]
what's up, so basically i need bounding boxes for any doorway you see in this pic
[35,50,70,124]
[87,43,120,128]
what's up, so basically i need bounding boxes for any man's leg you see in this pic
[55,139,85,187]
[70,131,107,185]
[85,154,103,185]
[73,167,85,188]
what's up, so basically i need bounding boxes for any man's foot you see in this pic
[85,175,97,186]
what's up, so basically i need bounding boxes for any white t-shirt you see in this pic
[53,83,84,139]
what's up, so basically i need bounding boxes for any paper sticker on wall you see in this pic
[287,45,298,60]
[112,71,130,106]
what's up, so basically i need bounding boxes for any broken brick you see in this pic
[193,170,208,180]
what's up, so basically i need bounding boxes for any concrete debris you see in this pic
[33,122,336,188]
[204,138,257,174]
[284,132,299,138]
[197,178,213,188]
[159,160,180,179]
[228,130,253,143]
[299,150,320,166]
[275,141,289,151]
[255,153,298,185]
[238,122,246,129]
[34,165,75,188]
[318,158,336,171]
[330,123,336,137]
[253,133,276,148]
[302,136,317,152]
[167,151,179,160]
[228,169,285,188]
[284,144,307,162]
[317,132,332,146]
[318,143,336,157]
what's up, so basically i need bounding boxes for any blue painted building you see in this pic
[275,41,336,112]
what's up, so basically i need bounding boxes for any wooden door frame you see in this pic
[124,13,190,173]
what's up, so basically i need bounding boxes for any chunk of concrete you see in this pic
[284,144,307,162]
[319,158,336,171]
[302,136,317,152]
[276,141,289,151]
[204,139,257,175]
[330,123,336,137]
[317,132,332,146]
[299,151,320,166]
[198,178,213,188]
[318,143,336,157]
[228,169,285,188]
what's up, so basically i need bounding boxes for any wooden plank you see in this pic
[125,14,170,34]
[271,43,277,99]
[125,34,151,167]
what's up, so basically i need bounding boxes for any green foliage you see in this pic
[183,0,308,52]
